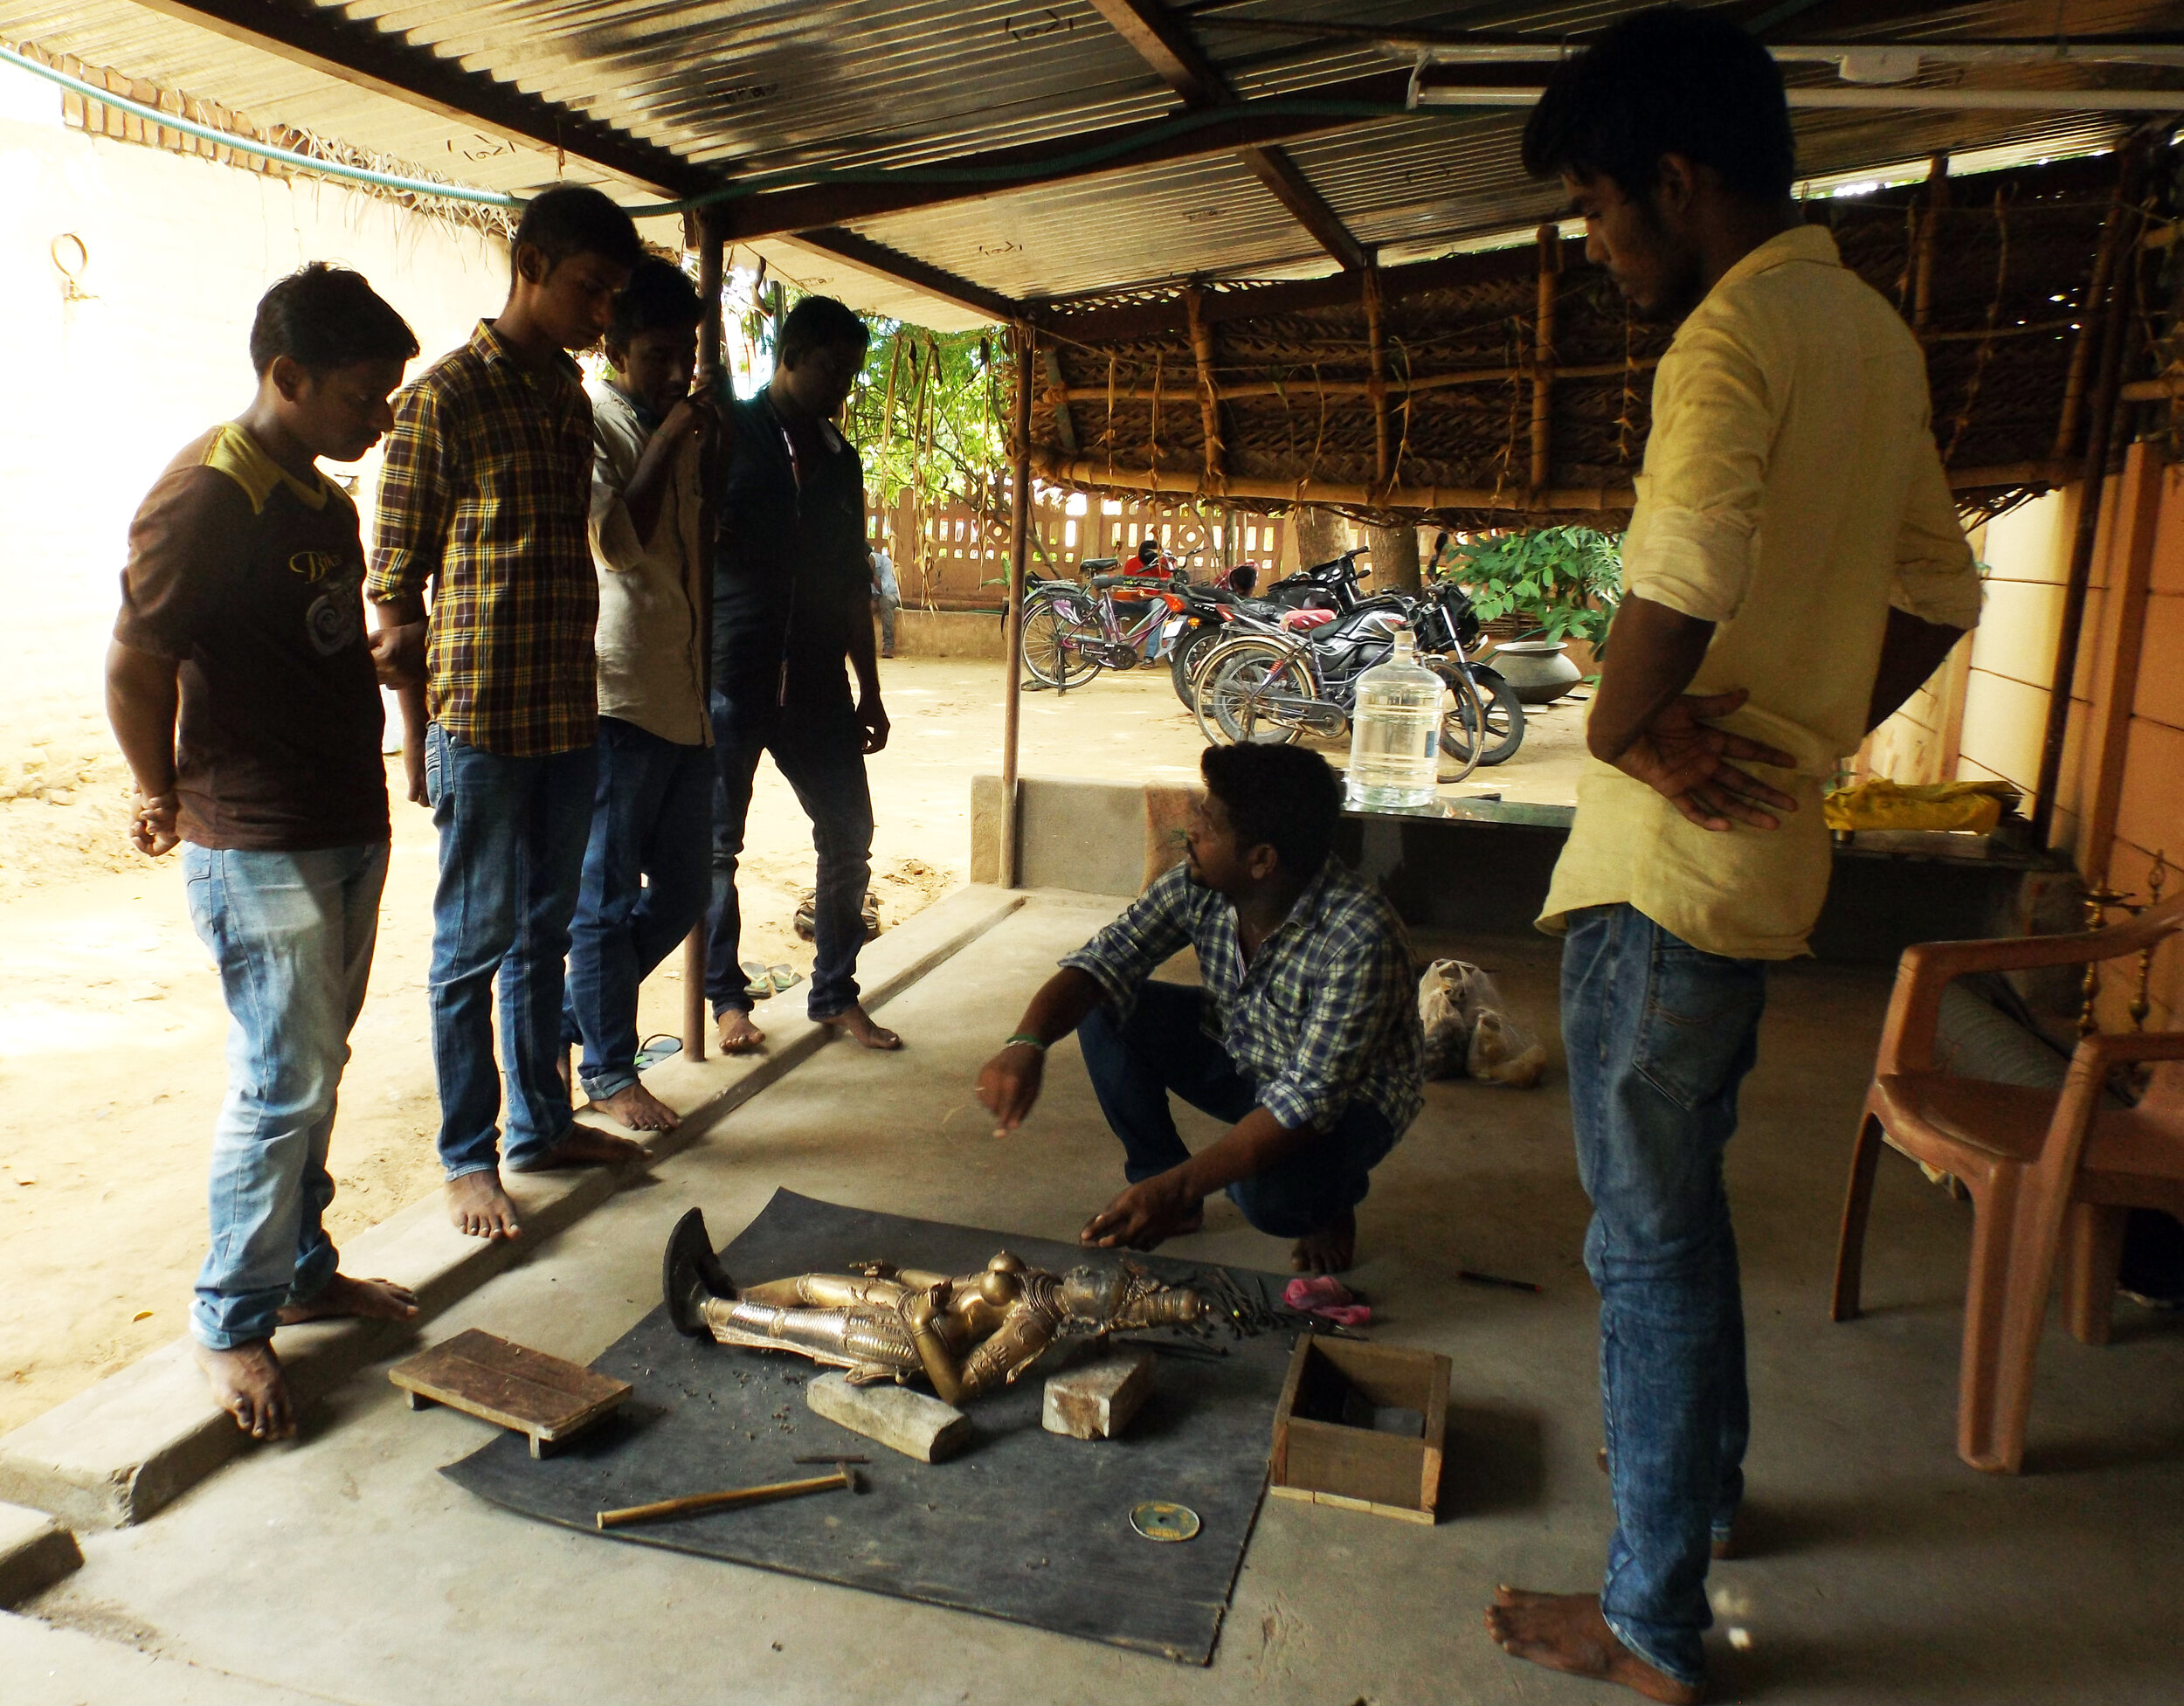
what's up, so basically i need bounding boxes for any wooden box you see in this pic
[1268,1334,1448,1524]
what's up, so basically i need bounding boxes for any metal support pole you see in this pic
[681,210,727,1060]
[999,326,1034,889]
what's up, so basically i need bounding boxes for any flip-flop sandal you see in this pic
[633,1034,684,1070]
[860,893,883,942]
[769,964,803,992]
[791,896,817,941]
[741,958,774,1001]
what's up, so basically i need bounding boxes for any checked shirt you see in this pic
[1062,856,1424,1138]
[368,321,598,756]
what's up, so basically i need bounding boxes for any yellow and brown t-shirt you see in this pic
[114,424,389,851]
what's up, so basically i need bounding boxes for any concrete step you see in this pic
[0,885,1024,1530]
[0,1502,80,1608]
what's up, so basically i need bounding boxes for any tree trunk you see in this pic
[1289,505,1349,572]
[1368,522,1421,594]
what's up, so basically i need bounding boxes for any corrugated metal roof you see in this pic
[3,0,2178,325]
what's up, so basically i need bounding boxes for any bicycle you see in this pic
[1019,570,1185,689]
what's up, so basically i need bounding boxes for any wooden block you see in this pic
[388,1330,630,1455]
[805,1372,970,1462]
[1042,1350,1154,1440]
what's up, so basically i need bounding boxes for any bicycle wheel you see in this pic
[1170,624,1225,707]
[1020,597,1102,689]
[1199,639,1316,746]
[1427,660,1487,785]
[1457,667,1527,767]
[1186,632,1271,743]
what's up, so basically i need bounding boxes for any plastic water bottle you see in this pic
[1345,627,1444,810]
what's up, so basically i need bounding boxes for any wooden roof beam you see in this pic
[1085,0,1370,271]
[131,0,709,196]
[787,229,1027,326]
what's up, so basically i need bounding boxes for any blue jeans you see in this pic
[424,724,598,1179]
[562,718,713,1100]
[183,841,387,1350]
[1076,981,1397,1236]
[1561,903,1766,1688]
[704,690,874,1022]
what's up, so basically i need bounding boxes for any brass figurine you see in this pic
[661,1209,1203,1404]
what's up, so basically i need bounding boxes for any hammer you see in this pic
[596,1466,860,1530]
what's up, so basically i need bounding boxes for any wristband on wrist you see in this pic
[1004,1033,1049,1053]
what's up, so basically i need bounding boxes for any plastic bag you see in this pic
[1417,958,1547,1088]
[1821,777,2020,833]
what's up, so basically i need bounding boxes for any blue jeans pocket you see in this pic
[1632,938,1766,1111]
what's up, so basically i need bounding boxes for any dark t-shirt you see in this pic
[711,389,869,716]
[114,425,390,851]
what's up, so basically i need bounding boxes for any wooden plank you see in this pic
[389,1331,631,1447]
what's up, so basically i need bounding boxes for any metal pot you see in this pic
[1486,639,1584,703]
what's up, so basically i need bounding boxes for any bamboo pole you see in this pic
[1913,152,1948,335]
[1000,328,1034,890]
[1364,265,1390,494]
[2032,138,2149,850]
[1186,287,1225,487]
[2053,158,2135,462]
[1028,448,2071,513]
[681,209,726,1065]
[1531,223,1560,494]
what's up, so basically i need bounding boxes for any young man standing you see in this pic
[370,185,647,1241]
[1483,12,1981,1701]
[107,265,425,1440]
[705,295,898,1054]
[563,257,715,1132]
[976,744,1422,1274]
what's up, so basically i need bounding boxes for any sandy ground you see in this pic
[0,656,1587,1433]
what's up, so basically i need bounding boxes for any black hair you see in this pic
[512,183,642,278]
[248,263,419,377]
[1199,744,1342,880]
[1521,6,1795,204]
[608,256,704,348]
[776,294,869,369]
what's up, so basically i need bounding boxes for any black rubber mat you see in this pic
[442,1189,1293,1663]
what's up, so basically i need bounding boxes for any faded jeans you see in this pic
[183,840,387,1350]
[1561,903,1766,1688]
[704,689,874,1022]
[425,723,597,1179]
[1077,980,1399,1236]
[563,717,713,1100]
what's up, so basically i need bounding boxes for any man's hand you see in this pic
[401,739,429,807]
[1611,687,1800,832]
[1081,1168,1202,1252]
[857,693,890,755]
[660,392,715,447]
[130,789,180,857]
[370,621,427,689]
[976,1042,1045,1136]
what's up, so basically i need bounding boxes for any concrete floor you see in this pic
[10,894,2183,1704]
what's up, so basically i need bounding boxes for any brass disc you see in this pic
[1129,1500,1201,1543]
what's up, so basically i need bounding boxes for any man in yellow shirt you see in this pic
[1483,12,1981,1702]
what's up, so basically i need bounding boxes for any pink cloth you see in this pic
[1282,1274,1372,1327]
[1280,607,1336,632]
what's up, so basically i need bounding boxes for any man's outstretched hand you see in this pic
[1611,687,1799,832]
[976,1042,1045,1136]
[1081,1169,1202,1252]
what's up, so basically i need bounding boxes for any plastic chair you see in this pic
[1829,892,2184,1473]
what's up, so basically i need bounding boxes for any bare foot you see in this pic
[511,1126,650,1171]
[1483,1589,1702,1704]
[1290,1208,1356,1274]
[447,1171,522,1240]
[194,1339,294,1440]
[718,1010,767,1054]
[819,1004,902,1051]
[592,1080,682,1132]
[278,1272,420,1326]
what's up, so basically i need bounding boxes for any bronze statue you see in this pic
[662,1209,1203,1404]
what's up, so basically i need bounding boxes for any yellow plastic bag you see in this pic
[1821,777,2020,833]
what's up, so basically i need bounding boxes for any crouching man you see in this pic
[977,744,1423,1274]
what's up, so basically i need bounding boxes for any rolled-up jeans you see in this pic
[562,716,713,1101]
[183,840,387,1350]
[1561,902,1766,1689]
[1075,980,1398,1234]
[425,723,597,1179]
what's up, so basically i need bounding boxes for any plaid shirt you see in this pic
[367,321,598,756]
[1062,857,1424,1137]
